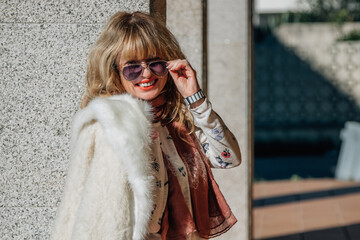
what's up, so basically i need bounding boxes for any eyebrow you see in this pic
[146,57,160,62]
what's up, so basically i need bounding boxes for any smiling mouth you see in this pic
[136,79,157,89]
[136,79,157,87]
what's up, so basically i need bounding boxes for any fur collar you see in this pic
[71,94,154,240]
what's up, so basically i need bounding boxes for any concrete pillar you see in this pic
[0,1,153,239]
[167,0,204,89]
[168,0,252,239]
[208,0,252,239]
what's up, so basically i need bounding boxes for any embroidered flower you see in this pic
[156,180,162,187]
[178,166,186,177]
[215,156,232,169]
[151,204,157,216]
[152,130,159,140]
[215,133,224,141]
[221,149,231,158]
[211,128,220,135]
[202,142,209,153]
[152,161,160,172]
[211,127,224,140]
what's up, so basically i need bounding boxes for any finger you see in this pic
[166,61,175,70]
[166,59,181,70]
[168,68,180,81]
[170,69,188,85]
[168,60,189,71]
[174,60,189,71]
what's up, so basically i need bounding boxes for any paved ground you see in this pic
[253,179,360,240]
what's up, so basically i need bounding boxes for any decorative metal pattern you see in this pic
[254,23,360,151]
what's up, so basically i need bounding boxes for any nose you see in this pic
[141,64,153,78]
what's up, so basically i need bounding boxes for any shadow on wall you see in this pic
[254,27,360,180]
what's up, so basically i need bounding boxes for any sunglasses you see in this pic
[121,60,169,81]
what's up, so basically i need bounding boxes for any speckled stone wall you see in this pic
[0,1,149,239]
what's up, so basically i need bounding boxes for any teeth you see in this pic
[139,80,155,87]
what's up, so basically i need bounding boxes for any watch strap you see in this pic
[184,90,205,106]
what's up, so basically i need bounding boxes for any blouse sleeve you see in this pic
[190,98,241,168]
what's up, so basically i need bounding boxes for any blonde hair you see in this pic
[82,11,194,134]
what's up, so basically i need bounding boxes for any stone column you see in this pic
[0,1,154,239]
[167,0,204,89]
[167,0,252,239]
[208,0,252,239]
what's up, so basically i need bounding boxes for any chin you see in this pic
[134,91,160,101]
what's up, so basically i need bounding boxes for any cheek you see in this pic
[120,76,133,93]
[159,75,168,89]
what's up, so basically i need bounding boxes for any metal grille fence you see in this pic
[254,23,360,156]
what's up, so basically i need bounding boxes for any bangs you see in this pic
[119,24,166,64]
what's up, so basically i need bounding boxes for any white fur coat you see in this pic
[51,94,155,240]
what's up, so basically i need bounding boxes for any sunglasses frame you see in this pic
[120,60,169,81]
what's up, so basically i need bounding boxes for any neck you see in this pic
[148,93,166,122]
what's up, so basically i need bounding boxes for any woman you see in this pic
[52,11,241,240]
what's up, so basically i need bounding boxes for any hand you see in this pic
[167,59,200,98]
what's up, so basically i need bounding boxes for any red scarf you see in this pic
[149,95,237,239]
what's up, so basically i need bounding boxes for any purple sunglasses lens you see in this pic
[122,61,168,81]
[122,65,143,81]
[149,61,168,76]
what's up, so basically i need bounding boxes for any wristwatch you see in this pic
[184,90,205,106]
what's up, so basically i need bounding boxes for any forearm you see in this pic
[190,98,241,168]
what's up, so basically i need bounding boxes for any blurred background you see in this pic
[253,0,360,239]
[254,0,360,180]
